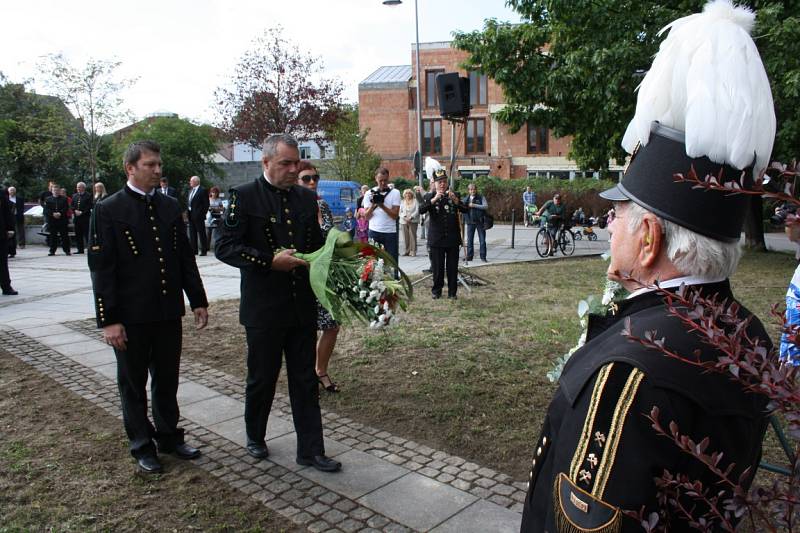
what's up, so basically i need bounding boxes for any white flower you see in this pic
[383,301,390,311]
[374,304,381,314]
[359,290,368,299]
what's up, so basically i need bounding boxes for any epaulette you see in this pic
[225,189,239,227]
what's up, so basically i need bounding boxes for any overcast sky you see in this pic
[2,0,521,128]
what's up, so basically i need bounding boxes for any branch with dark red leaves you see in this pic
[672,162,800,207]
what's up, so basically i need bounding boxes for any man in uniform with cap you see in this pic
[521,2,775,531]
[215,133,341,473]
[419,159,468,300]
[89,140,209,473]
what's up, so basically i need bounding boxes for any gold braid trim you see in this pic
[553,474,622,533]
[593,368,645,498]
[569,363,615,480]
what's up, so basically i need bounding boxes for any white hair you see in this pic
[624,202,741,279]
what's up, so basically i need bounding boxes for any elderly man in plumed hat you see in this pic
[419,157,468,300]
[521,1,775,531]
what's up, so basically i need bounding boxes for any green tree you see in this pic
[453,1,797,169]
[38,54,136,183]
[113,116,223,198]
[322,106,381,184]
[0,73,84,198]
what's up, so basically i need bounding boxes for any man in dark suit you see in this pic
[215,133,341,473]
[0,188,17,295]
[186,175,209,255]
[71,181,93,254]
[158,177,177,199]
[89,140,209,474]
[7,186,24,257]
[44,185,70,256]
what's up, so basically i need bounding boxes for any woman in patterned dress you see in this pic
[297,161,341,392]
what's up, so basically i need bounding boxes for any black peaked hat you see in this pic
[432,169,448,182]
[600,122,752,243]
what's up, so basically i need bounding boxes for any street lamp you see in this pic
[383,0,424,189]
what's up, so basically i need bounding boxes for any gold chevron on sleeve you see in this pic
[569,363,615,481]
[592,368,645,498]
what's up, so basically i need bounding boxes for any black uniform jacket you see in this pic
[71,191,93,218]
[44,195,69,226]
[419,191,467,248]
[214,177,323,328]
[0,190,13,241]
[88,186,208,328]
[521,280,771,532]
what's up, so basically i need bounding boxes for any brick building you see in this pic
[359,41,623,181]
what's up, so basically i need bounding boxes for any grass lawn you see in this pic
[183,250,797,480]
[0,350,302,532]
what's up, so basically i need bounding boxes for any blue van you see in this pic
[316,180,361,220]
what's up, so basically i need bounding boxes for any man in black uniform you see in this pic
[215,133,341,473]
[71,181,93,254]
[44,185,70,256]
[158,177,177,199]
[0,187,17,295]
[89,140,209,474]
[419,167,467,300]
[521,4,775,531]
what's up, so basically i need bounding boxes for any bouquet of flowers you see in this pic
[294,228,412,328]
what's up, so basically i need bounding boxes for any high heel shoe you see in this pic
[318,374,340,393]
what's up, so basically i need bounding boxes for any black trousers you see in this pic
[188,215,208,254]
[244,325,324,458]
[74,215,90,252]
[114,320,183,458]
[48,222,70,254]
[431,245,460,297]
[0,239,11,290]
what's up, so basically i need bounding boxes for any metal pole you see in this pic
[414,0,423,189]
[511,209,516,249]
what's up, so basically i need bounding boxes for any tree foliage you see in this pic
[321,106,381,185]
[453,1,799,173]
[215,26,344,149]
[37,54,136,183]
[0,73,84,198]
[113,116,222,197]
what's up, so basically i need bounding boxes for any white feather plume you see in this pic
[621,0,775,176]
[424,157,443,179]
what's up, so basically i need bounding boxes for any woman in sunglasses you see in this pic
[297,161,340,393]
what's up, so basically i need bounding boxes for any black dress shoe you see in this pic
[246,442,269,459]
[431,294,441,300]
[48,252,55,256]
[297,454,342,472]
[199,251,207,256]
[2,288,18,296]
[165,442,201,460]
[75,250,84,254]
[136,454,163,474]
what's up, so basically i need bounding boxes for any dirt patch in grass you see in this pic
[182,251,797,481]
[0,350,301,533]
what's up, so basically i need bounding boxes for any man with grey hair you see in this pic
[522,2,775,530]
[72,181,93,254]
[215,133,342,473]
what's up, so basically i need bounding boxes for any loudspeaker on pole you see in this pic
[436,72,470,119]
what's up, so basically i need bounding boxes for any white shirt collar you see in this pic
[127,181,154,197]
[626,275,726,299]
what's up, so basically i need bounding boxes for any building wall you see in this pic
[358,41,622,182]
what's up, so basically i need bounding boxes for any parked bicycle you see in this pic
[535,222,575,257]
